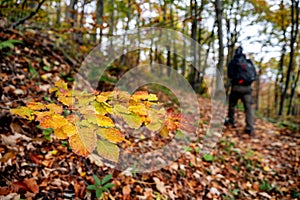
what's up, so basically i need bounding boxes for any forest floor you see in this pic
[0,29,299,200]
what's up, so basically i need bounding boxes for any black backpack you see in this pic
[230,55,256,86]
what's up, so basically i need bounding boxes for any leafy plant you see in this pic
[10,80,196,162]
[87,174,115,199]
[259,179,272,191]
[203,153,214,162]
[0,39,23,50]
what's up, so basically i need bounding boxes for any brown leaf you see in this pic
[122,184,131,196]
[0,186,11,195]
[23,178,39,194]
[0,151,16,163]
[30,153,43,164]
[12,182,29,192]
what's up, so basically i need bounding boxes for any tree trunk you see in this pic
[95,0,104,43]
[215,0,224,93]
[279,0,299,115]
[56,0,61,26]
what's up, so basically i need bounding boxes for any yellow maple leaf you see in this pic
[96,139,119,162]
[69,127,97,157]
[96,128,125,143]
[96,114,115,127]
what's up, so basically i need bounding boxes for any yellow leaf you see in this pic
[62,123,77,137]
[146,121,163,131]
[122,113,143,129]
[148,94,158,101]
[69,127,97,157]
[46,104,63,114]
[128,104,148,116]
[113,104,129,115]
[77,94,95,105]
[95,94,108,103]
[96,128,124,143]
[159,126,169,138]
[54,80,68,90]
[10,107,34,120]
[39,114,68,129]
[58,95,73,106]
[97,139,119,162]
[53,127,68,139]
[85,114,98,124]
[94,102,107,115]
[263,166,270,172]
[27,102,46,110]
[96,115,115,127]
[131,91,148,102]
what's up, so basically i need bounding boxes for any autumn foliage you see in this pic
[10,80,193,162]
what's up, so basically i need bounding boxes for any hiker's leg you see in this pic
[241,89,254,131]
[228,90,239,124]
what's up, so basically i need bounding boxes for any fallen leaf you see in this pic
[23,178,39,194]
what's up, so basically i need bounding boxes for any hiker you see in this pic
[225,46,257,136]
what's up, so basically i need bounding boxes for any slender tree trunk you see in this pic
[215,0,224,92]
[95,0,104,43]
[189,0,197,88]
[279,0,299,115]
[287,67,300,115]
[56,0,61,26]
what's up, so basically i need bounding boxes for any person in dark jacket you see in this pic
[225,46,256,136]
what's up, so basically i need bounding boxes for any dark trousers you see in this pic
[228,85,254,131]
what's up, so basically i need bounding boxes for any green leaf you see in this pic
[203,153,214,162]
[122,113,142,129]
[43,66,51,71]
[96,188,103,199]
[93,175,101,186]
[0,39,23,50]
[101,174,112,185]
[97,139,119,163]
[102,183,115,191]
[87,184,97,190]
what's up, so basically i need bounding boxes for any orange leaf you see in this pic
[69,127,97,157]
[53,127,67,139]
[96,114,114,127]
[96,128,125,143]
[131,91,148,101]
[39,114,68,129]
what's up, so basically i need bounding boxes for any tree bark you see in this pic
[215,0,224,92]
[279,0,299,115]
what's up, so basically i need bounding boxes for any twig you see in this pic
[9,0,47,29]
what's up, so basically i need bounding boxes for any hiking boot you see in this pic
[245,128,254,136]
[224,119,236,128]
